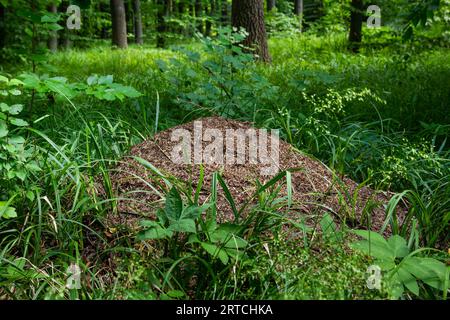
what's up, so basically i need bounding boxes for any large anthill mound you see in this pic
[100,117,405,233]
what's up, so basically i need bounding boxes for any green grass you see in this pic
[0,30,449,300]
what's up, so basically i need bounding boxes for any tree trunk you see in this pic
[59,1,72,49]
[111,0,128,49]
[156,0,166,48]
[47,3,58,52]
[221,0,229,26]
[294,0,303,16]
[178,0,185,15]
[133,0,143,44]
[267,0,275,11]
[195,0,203,33]
[232,0,271,63]
[0,4,5,49]
[349,0,364,53]
[205,1,215,36]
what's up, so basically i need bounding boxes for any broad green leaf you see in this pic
[165,187,183,221]
[403,257,447,291]
[388,272,405,300]
[397,267,420,296]
[87,75,98,86]
[46,23,63,31]
[140,220,161,228]
[182,203,211,220]
[137,226,172,240]
[353,230,389,247]
[167,219,196,233]
[44,79,74,98]
[375,259,396,271]
[224,234,247,249]
[320,213,339,239]
[20,73,41,89]
[387,235,410,258]
[351,240,395,261]
[210,227,247,249]
[8,104,23,115]
[10,118,28,127]
[9,89,21,96]
[0,202,17,219]
[201,242,229,265]
[0,102,9,112]
[26,191,35,202]
[15,169,27,181]
[0,120,8,138]
[8,79,24,86]
[98,75,114,85]
[8,135,25,145]
[41,14,59,23]
[111,84,142,98]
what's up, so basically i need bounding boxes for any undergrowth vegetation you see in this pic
[0,25,449,300]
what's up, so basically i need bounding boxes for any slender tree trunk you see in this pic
[59,1,72,49]
[111,0,128,48]
[349,0,364,53]
[178,0,185,15]
[0,4,6,49]
[166,0,172,33]
[156,0,166,48]
[205,1,215,36]
[133,0,143,44]
[47,3,58,52]
[294,0,303,31]
[294,0,303,15]
[232,0,271,63]
[267,0,275,11]
[177,0,186,35]
[195,0,203,33]
[221,0,229,26]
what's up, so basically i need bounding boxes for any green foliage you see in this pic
[351,231,449,299]
[158,27,277,118]
[0,75,40,214]
[19,73,142,101]
[0,5,449,300]
[266,10,301,36]
[137,179,248,267]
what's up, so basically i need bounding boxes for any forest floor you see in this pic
[1,30,448,300]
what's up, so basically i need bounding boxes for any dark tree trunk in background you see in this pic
[178,0,185,15]
[294,0,303,15]
[232,0,271,62]
[59,1,72,49]
[133,0,143,44]
[221,0,229,26]
[0,4,5,49]
[267,0,275,11]
[177,0,186,35]
[195,0,203,33]
[205,1,215,36]
[99,1,109,39]
[349,0,364,53]
[47,3,58,52]
[156,0,166,48]
[111,0,128,48]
